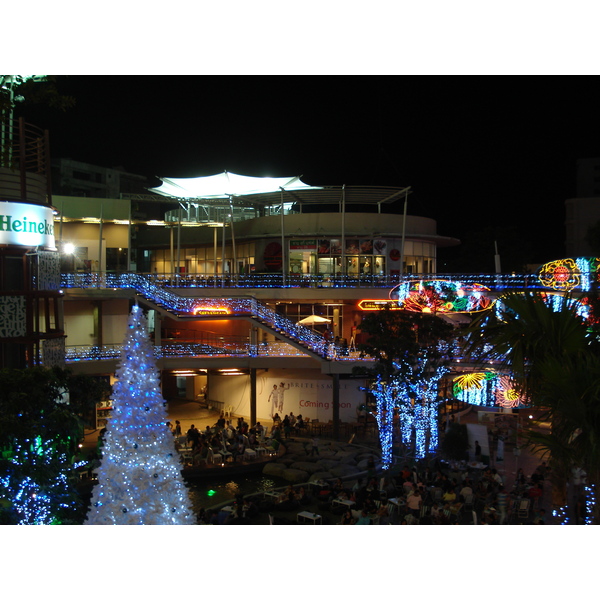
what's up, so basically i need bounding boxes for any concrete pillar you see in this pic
[250,368,257,426]
[332,373,340,441]
[93,300,103,346]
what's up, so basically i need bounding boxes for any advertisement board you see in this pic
[0,201,56,249]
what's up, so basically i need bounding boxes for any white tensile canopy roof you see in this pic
[149,171,320,200]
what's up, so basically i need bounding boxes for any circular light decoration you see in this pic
[389,280,493,314]
[494,375,527,408]
[537,257,600,292]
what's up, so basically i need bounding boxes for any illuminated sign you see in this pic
[289,240,317,250]
[192,306,230,316]
[358,300,401,311]
[0,201,56,249]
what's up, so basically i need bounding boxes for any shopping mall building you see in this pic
[4,116,586,434]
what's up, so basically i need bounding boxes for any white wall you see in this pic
[64,303,95,346]
[102,299,130,345]
[209,368,367,424]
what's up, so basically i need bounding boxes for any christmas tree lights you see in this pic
[85,304,195,525]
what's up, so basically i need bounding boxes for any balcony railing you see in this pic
[61,270,550,292]
[64,340,359,363]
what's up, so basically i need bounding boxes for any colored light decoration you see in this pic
[494,375,527,408]
[85,304,195,525]
[389,280,493,314]
[453,371,527,409]
[453,372,497,406]
[537,257,600,292]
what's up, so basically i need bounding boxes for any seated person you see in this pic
[443,489,457,503]
[355,510,371,525]
[341,508,355,524]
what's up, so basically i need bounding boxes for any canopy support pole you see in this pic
[400,189,408,275]
[213,227,218,279]
[229,196,237,283]
[280,189,286,286]
[341,185,346,277]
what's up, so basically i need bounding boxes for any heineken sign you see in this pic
[0,201,56,249]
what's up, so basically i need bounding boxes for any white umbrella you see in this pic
[298,315,331,326]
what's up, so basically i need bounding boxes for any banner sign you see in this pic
[0,201,56,249]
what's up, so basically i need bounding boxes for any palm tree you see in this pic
[466,291,600,522]
[529,352,600,522]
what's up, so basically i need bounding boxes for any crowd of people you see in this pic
[219,457,550,525]
[322,459,551,525]
[167,410,315,467]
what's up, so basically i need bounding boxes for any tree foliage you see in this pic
[355,307,456,381]
[0,367,110,524]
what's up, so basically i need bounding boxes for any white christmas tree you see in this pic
[85,304,195,525]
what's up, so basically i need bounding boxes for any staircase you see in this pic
[62,273,331,360]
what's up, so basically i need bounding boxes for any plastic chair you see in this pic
[517,498,530,519]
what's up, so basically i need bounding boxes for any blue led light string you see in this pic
[552,505,570,525]
[369,377,395,469]
[0,437,75,525]
[585,484,596,524]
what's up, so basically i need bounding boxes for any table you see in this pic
[309,481,329,494]
[387,497,404,513]
[255,446,267,457]
[332,498,355,509]
[297,511,322,524]
[178,448,192,464]
[263,490,280,501]
[243,448,257,461]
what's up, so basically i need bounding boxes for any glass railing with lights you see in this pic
[65,340,329,362]
[61,271,551,292]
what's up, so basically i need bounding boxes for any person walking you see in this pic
[310,437,319,456]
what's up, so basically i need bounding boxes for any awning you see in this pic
[149,171,320,200]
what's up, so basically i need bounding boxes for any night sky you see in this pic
[14,75,600,271]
